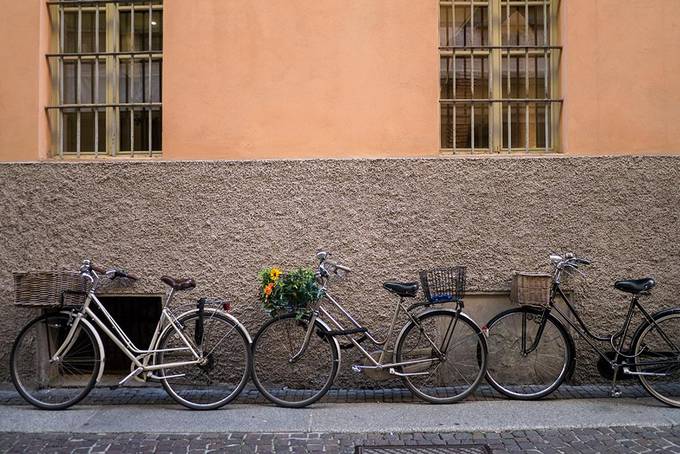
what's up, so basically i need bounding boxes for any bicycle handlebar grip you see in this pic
[123,271,140,280]
[335,264,352,273]
[91,264,107,273]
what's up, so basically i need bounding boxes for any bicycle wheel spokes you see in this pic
[396,311,487,403]
[635,311,680,407]
[252,314,338,408]
[11,313,100,410]
[158,311,250,410]
[485,307,571,399]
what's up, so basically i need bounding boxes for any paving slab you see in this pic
[0,397,678,435]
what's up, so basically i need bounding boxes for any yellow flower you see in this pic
[270,268,282,280]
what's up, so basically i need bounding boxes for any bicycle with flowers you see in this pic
[250,251,488,408]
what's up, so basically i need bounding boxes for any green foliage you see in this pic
[258,267,320,319]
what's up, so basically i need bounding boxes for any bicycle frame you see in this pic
[292,287,457,373]
[525,282,680,372]
[51,285,203,384]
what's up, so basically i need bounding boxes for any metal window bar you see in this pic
[48,0,162,158]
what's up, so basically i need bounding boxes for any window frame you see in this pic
[46,0,163,158]
[439,0,562,154]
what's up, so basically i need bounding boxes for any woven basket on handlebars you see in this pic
[13,271,88,308]
[511,271,553,307]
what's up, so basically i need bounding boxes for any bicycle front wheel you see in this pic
[10,312,101,410]
[251,313,340,408]
[633,309,680,408]
[485,306,573,399]
[395,309,487,404]
[156,310,251,410]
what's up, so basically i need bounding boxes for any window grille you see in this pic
[439,0,561,153]
[46,0,163,158]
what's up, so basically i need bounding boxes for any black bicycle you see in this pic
[485,253,680,407]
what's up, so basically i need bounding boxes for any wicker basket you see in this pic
[419,266,466,304]
[511,272,553,307]
[13,271,88,308]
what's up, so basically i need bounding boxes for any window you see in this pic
[439,0,560,153]
[47,0,163,158]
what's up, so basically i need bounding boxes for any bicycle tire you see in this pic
[394,309,488,404]
[632,308,680,408]
[484,306,574,399]
[251,313,340,408]
[156,310,252,410]
[11,311,101,410]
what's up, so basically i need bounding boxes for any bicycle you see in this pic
[484,252,680,407]
[250,251,488,408]
[10,260,252,410]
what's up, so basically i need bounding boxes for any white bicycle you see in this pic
[11,260,252,410]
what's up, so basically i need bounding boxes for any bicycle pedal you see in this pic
[351,365,363,373]
[610,388,622,398]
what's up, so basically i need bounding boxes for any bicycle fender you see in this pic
[162,308,254,345]
[393,308,483,355]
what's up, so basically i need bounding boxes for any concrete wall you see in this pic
[1,156,679,386]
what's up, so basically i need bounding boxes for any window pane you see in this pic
[63,12,77,53]
[120,109,131,151]
[134,11,149,51]
[474,105,489,149]
[473,7,488,46]
[151,60,162,102]
[455,56,471,99]
[455,105,471,149]
[152,109,162,151]
[441,105,453,149]
[63,61,77,104]
[81,61,94,104]
[81,12,95,53]
[63,110,77,152]
[440,57,453,99]
[81,110,95,152]
[134,109,149,151]
[473,57,489,99]
[440,5,452,47]
[454,6,471,46]
[502,55,525,98]
[152,11,163,50]
[98,10,106,52]
[98,109,106,152]
[119,60,129,103]
[120,12,131,51]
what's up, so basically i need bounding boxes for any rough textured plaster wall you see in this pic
[0,156,679,386]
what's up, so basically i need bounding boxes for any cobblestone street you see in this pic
[3,425,680,453]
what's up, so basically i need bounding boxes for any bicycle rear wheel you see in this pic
[156,310,251,410]
[11,312,101,410]
[395,309,487,404]
[485,306,573,399]
[251,313,340,408]
[633,309,680,408]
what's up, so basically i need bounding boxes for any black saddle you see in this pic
[161,275,196,291]
[383,281,419,298]
[614,278,655,294]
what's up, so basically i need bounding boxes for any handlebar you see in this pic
[81,260,139,281]
[316,250,352,280]
[550,253,591,270]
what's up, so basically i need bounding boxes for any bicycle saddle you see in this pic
[614,277,655,294]
[383,281,419,298]
[160,275,197,291]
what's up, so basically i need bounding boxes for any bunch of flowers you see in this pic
[258,266,320,319]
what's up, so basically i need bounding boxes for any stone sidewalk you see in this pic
[3,426,680,453]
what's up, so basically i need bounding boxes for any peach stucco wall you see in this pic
[561,0,680,155]
[162,0,440,159]
[0,0,49,161]
[1,0,680,160]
